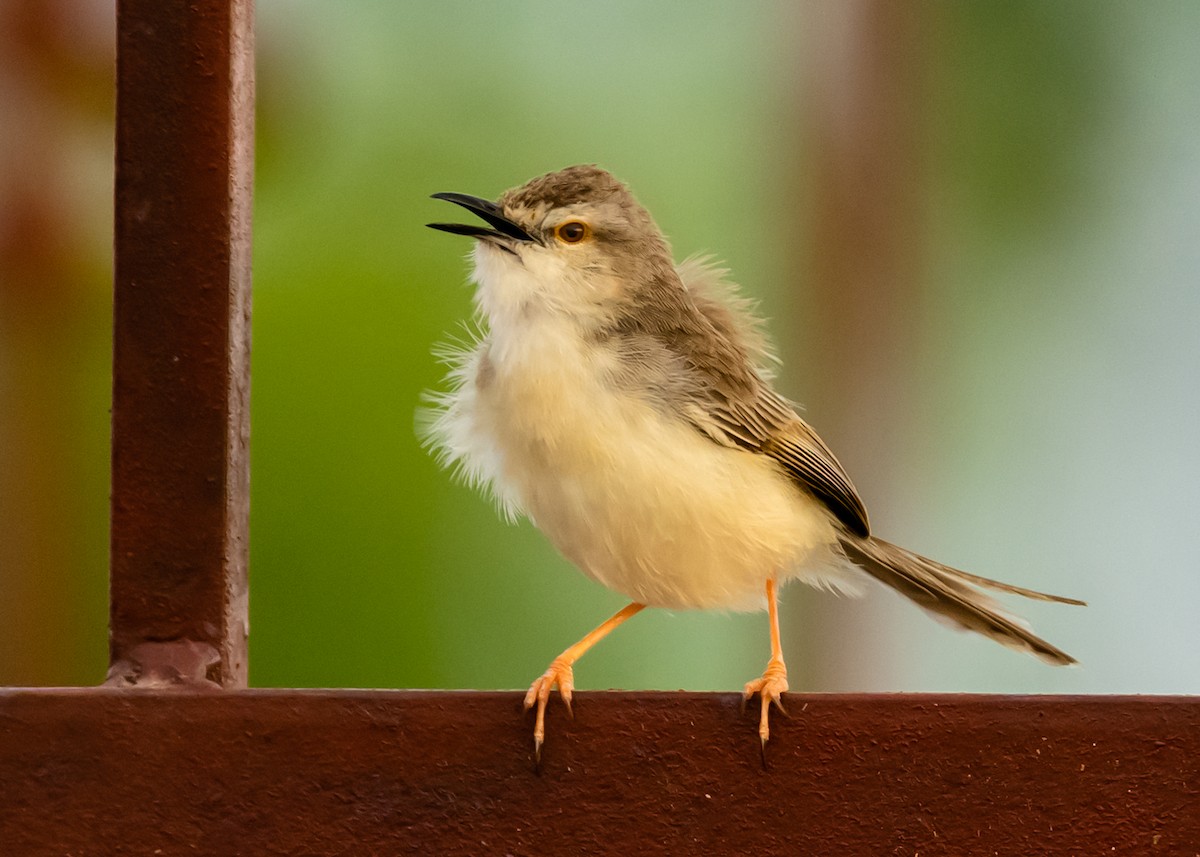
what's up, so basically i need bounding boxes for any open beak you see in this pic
[427,193,534,247]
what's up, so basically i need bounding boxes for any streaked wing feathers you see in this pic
[699,391,871,537]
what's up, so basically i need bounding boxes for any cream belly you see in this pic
[433,318,849,612]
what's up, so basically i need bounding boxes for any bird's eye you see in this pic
[554,221,590,244]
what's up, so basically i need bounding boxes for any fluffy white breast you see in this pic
[423,246,854,611]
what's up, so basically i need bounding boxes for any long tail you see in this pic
[839,536,1085,666]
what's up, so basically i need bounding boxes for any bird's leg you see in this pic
[524,601,645,762]
[743,578,788,749]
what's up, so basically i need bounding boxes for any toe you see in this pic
[744,662,789,748]
[524,659,576,761]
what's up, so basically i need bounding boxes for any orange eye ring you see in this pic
[553,220,590,244]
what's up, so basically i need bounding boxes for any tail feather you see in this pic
[923,562,1087,606]
[839,536,1083,666]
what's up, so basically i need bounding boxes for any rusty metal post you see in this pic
[108,0,254,688]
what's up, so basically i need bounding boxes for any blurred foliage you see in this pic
[2,1,1198,693]
[928,1,1108,230]
[0,1,114,684]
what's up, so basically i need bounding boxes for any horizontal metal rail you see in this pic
[2,690,1197,853]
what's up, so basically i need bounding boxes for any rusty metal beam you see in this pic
[1,691,1196,853]
[109,0,254,688]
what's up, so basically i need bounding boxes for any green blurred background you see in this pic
[1,1,1197,694]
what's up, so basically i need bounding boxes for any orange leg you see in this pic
[524,601,645,761]
[743,578,788,748]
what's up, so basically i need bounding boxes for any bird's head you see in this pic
[429,165,678,328]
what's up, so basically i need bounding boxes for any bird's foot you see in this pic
[523,656,575,764]
[743,656,788,749]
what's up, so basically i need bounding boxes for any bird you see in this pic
[423,164,1083,760]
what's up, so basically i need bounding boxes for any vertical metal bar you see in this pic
[108,0,254,688]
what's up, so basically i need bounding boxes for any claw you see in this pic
[743,656,788,749]
[524,657,574,765]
